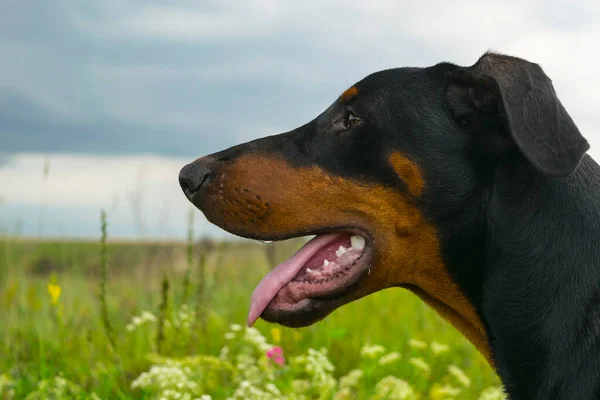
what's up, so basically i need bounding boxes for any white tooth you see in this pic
[351,235,365,250]
[306,268,313,273]
[323,259,330,266]
[336,246,347,257]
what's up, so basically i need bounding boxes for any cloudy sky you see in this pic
[1,0,599,240]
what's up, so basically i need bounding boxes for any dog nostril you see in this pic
[178,162,214,200]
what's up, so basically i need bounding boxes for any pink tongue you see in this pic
[247,233,343,327]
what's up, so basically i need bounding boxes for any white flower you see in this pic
[430,341,450,355]
[243,327,272,352]
[448,364,471,388]
[374,376,416,399]
[479,386,508,400]
[224,332,236,340]
[360,343,386,359]
[408,339,427,349]
[141,311,157,322]
[379,351,401,365]
[409,357,431,375]
[430,383,462,398]
[339,369,364,389]
[229,324,243,331]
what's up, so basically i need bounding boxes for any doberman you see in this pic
[179,52,600,399]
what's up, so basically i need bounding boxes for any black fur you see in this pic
[180,52,600,399]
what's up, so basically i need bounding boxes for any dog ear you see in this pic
[447,52,589,177]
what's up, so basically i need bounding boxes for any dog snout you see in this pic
[179,160,214,200]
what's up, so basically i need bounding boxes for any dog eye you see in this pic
[344,111,361,128]
[456,114,472,127]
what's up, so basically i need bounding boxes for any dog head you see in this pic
[179,52,588,360]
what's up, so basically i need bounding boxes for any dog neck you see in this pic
[479,154,600,398]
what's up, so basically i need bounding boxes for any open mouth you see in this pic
[248,231,373,326]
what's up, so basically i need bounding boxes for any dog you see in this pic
[179,52,600,399]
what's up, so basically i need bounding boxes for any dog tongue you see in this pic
[247,233,343,327]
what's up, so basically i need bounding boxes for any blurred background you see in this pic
[1,0,599,239]
[1,1,599,399]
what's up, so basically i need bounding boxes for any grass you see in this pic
[0,227,502,399]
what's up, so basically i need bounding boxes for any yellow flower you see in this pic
[47,283,61,305]
[271,327,281,344]
[292,330,302,341]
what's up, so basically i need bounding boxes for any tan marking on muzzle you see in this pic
[201,153,492,364]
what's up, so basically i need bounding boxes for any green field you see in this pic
[0,227,503,399]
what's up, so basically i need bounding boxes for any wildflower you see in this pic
[243,327,272,352]
[292,330,302,341]
[25,375,88,398]
[47,283,61,305]
[373,376,416,399]
[409,357,431,375]
[266,346,285,366]
[379,351,401,365]
[141,311,157,322]
[430,341,450,355]
[219,346,229,360]
[430,383,462,400]
[228,380,275,400]
[339,369,364,389]
[271,327,282,344]
[200,396,212,400]
[290,348,336,394]
[224,332,236,340]
[264,383,282,396]
[0,374,15,398]
[126,310,158,332]
[291,379,311,393]
[408,338,427,349]
[478,386,508,400]
[448,364,471,388]
[360,343,386,359]
[229,323,243,332]
[131,363,199,396]
[333,387,353,399]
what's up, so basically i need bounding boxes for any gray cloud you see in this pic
[6,0,596,159]
[1,0,599,239]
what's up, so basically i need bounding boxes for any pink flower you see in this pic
[266,346,286,366]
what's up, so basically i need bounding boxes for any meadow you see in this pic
[0,212,504,399]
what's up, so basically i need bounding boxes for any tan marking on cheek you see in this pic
[206,154,491,365]
[340,86,359,103]
[388,152,425,196]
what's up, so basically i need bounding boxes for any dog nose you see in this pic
[179,161,213,200]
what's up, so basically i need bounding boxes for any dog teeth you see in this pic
[350,235,365,250]
[306,268,313,273]
[336,245,347,257]
[323,259,330,267]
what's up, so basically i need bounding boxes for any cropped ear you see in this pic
[448,52,589,177]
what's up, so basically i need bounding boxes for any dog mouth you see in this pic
[247,230,373,327]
